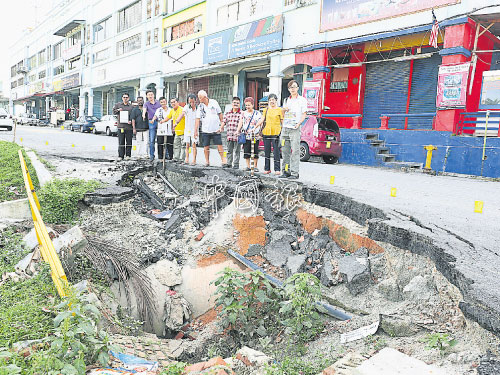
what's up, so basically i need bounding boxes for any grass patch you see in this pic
[0,141,39,202]
[0,230,57,348]
[39,178,102,224]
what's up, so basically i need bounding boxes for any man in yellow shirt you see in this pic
[166,98,185,162]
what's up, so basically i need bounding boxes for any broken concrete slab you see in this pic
[265,241,293,267]
[26,151,52,187]
[320,252,340,287]
[353,347,451,374]
[152,259,182,287]
[285,254,306,276]
[15,251,35,273]
[164,212,181,232]
[23,227,54,251]
[246,244,264,257]
[380,315,419,337]
[0,198,31,220]
[52,226,88,254]
[84,186,135,205]
[402,275,435,301]
[338,255,371,296]
[376,277,401,302]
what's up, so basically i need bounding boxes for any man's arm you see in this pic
[295,111,307,129]
[112,104,120,115]
[175,111,186,125]
[194,118,200,138]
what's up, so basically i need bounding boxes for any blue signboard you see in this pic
[203,15,283,64]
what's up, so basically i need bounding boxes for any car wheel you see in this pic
[322,155,338,164]
[93,127,97,134]
[80,125,84,133]
[106,127,111,136]
[7,126,12,131]
[300,142,310,162]
[71,126,74,132]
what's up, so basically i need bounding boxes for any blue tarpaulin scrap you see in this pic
[87,351,159,374]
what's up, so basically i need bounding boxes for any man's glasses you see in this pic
[288,86,298,89]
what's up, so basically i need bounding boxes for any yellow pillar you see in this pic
[424,145,437,170]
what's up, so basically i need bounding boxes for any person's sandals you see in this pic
[245,167,251,171]
[205,163,210,167]
[263,170,271,174]
[274,171,281,175]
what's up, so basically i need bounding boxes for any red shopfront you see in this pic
[295,17,500,132]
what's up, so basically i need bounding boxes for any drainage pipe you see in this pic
[157,171,181,196]
[227,250,351,321]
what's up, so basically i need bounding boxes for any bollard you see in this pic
[71,144,75,148]
[223,151,227,157]
[102,146,105,151]
[380,116,390,130]
[45,141,48,146]
[330,176,335,184]
[424,145,437,170]
[390,188,397,197]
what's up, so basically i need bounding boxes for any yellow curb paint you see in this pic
[45,141,48,146]
[285,164,289,172]
[474,201,484,213]
[390,188,397,197]
[326,141,331,149]
[102,146,105,151]
[71,144,75,148]
[330,176,335,184]
[20,138,23,142]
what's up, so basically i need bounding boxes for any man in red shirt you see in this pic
[220,97,243,169]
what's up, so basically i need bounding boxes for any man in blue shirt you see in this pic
[144,90,161,161]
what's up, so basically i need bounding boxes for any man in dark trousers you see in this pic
[131,96,149,159]
[113,93,134,161]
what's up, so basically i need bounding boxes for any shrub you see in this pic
[38,178,101,224]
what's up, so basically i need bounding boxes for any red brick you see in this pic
[322,366,336,375]
[174,331,184,340]
[204,357,227,369]
[235,353,252,366]
[184,361,206,373]
[195,231,205,241]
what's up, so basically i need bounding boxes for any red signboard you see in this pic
[303,80,323,113]
[436,63,470,109]
[320,0,459,32]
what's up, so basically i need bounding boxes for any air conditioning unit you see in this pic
[297,0,316,7]
[16,66,28,74]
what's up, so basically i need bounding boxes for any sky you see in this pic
[0,0,54,96]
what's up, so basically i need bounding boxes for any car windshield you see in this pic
[86,116,99,121]
[0,109,8,116]
[317,118,340,132]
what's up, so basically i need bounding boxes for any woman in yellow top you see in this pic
[256,93,283,175]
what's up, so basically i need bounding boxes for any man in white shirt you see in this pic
[280,80,307,179]
[152,97,173,161]
[174,94,198,165]
[195,90,228,167]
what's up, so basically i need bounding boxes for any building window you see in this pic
[94,18,110,43]
[47,46,52,61]
[53,42,63,59]
[28,74,36,83]
[38,70,46,80]
[17,77,23,86]
[116,33,142,56]
[147,0,152,18]
[68,57,81,71]
[10,65,16,77]
[38,49,46,65]
[117,1,142,33]
[94,48,110,63]
[217,0,263,25]
[154,0,160,15]
[11,81,17,89]
[165,0,199,14]
[54,65,64,76]
[330,68,349,92]
[69,30,81,47]
[154,28,159,43]
[164,16,202,43]
[146,30,151,45]
[28,55,37,70]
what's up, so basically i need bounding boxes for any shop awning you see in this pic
[470,11,500,39]
[54,20,85,37]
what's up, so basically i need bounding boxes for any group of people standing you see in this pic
[112,79,307,179]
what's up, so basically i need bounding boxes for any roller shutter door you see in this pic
[362,60,410,129]
[93,91,103,118]
[407,53,442,129]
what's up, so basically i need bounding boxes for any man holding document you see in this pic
[113,93,135,160]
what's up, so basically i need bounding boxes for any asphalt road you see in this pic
[1,125,498,252]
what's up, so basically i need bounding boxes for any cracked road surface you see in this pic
[1,125,498,252]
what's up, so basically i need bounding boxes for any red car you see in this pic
[259,115,342,164]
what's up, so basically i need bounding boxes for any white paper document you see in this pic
[119,110,129,124]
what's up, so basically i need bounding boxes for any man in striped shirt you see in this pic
[220,97,243,169]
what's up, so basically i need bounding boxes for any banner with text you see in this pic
[320,0,459,32]
[303,80,323,113]
[203,15,283,64]
[436,63,470,108]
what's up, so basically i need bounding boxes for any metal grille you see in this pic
[93,91,103,118]
[208,74,232,109]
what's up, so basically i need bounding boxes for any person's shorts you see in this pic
[201,132,222,147]
[184,135,198,145]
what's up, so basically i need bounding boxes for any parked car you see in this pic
[258,115,342,164]
[15,113,39,126]
[93,115,118,136]
[70,116,99,133]
[0,109,14,131]
[62,120,74,130]
[38,117,50,127]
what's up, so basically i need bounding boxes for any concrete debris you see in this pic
[402,275,435,301]
[52,225,88,254]
[379,315,420,337]
[233,346,271,374]
[320,352,367,375]
[354,347,451,374]
[246,244,264,257]
[0,198,31,220]
[22,227,54,251]
[265,240,293,267]
[376,277,401,302]
[338,255,371,296]
[134,177,165,210]
[152,259,182,287]
[320,252,341,287]
[15,250,38,274]
[285,254,307,276]
[477,352,500,375]
[84,186,135,205]
[164,212,181,232]
[162,290,192,336]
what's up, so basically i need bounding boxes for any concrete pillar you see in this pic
[45,97,51,117]
[233,74,239,97]
[87,88,94,116]
[156,77,165,99]
[79,88,86,117]
[268,53,285,105]
[237,70,246,105]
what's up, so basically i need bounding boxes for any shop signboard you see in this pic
[320,0,459,32]
[61,73,80,90]
[62,43,81,60]
[479,70,500,109]
[29,82,44,94]
[302,80,323,113]
[436,63,470,108]
[203,15,283,64]
[53,80,63,91]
